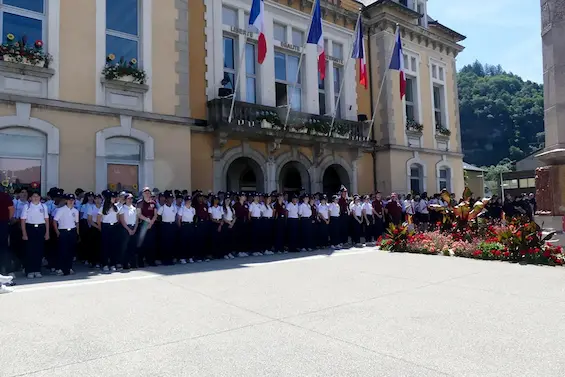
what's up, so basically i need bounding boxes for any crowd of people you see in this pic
[0,184,538,293]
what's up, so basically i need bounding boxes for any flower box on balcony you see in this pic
[102,55,146,85]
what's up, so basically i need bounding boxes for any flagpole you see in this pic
[228,42,248,124]
[328,11,361,137]
[282,0,318,131]
[366,24,400,141]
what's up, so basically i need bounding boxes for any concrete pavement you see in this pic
[2,248,565,377]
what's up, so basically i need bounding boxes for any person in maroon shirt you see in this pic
[385,193,403,226]
[137,187,158,266]
[372,191,384,238]
[233,193,250,253]
[338,187,350,245]
[0,189,15,276]
[192,191,209,261]
[273,193,287,253]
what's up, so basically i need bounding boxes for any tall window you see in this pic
[275,51,301,111]
[433,85,444,126]
[431,62,447,130]
[273,23,286,43]
[410,164,422,194]
[245,43,257,103]
[332,43,344,119]
[0,0,45,44]
[222,6,237,27]
[105,137,141,192]
[318,69,326,116]
[438,168,450,191]
[405,78,415,120]
[403,52,420,125]
[223,36,236,92]
[106,0,140,63]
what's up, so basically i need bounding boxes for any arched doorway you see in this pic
[279,161,310,193]
[322,164,350,194]
[226,157,265,192]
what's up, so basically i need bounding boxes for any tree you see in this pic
[458,61,544,166]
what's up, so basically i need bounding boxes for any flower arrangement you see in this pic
[0,34,52,67]
[406,119,424,132]
[380,223,414,252]
[255,112,351,137]
[101,54,146,84]
[435,123,451,136]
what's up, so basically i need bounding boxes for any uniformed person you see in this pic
[78,192,94,264]
[221,196,236,259]
[362,195,374,245]
[137,187,158,267]
[20,190,49,278]
[233,193,250,256]
[317,194,330,249]
[329,195,341,248]
[248,193,263,255]
[97,190,119,272]
[208,196,223,259]
[87,194,103,268]
[350,195,364,246]
[338,187,350,245]
[176,195,196,264]
[194,190,210,262]
[47,188,64,273]
[298,194,312,252]
[286,194,300,252]
[372,192,384,239]
[118,193,139,269]
[10,188,28,268]
[157,191,177,265]
[260,194,274,255]
[273,193,287,254]
[53,194,79,276]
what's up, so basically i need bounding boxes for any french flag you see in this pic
[307,0,325,80]
[389,29,406,99]
[249,0,266,64]
[352,17,367,89]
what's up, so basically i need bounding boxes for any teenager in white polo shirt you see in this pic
[53,194,79,276]
[20,190,49,278]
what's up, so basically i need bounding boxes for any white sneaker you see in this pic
[224,255,230,260]
[189,258,194,263]
[0,274,13,284]
[205,259,210,262]
[300,248,306,252]
[237,252,247,258]
[361,244,366,247]
[228,253,235,259]
[180,259,187,264]
[34,272,42,278]
[56,269,64,276]
[102,266,110,272]
[0,284,13,294]
[307,248,313,252]
[110,266,117,272]
[264,250,274,255]
[95,264,101,268]
[252,252,262,256]
[69,269,75,275]
[196,259,202,263]
[283,250,289,254]
[116,264,123,269]
[27,273,35,279]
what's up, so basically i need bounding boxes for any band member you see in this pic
[298,194,312,252]
[329,195,341,248]
[208,196,223,258]
[233,193,250,255]
[53,194,79,276]
[273,193,287,254]
[157,191,177,265]
[221,196,236,259]
[362,195,374,244]
[338,186,350,245]
[317,194,330,249]
[87,194,103,268]
[20,190,49,278]
[286,194,300,252]
[350,195,364,246]
[372,192,384,239]
[97,190,119,272]
[137,187,158,267]
[260,194,274,255]
[248,193,263,255]
[118,193,139,269]
[177,195,196,264]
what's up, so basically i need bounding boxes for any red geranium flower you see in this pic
[503,251,510,258]
[472,250,482,257]
[34,40,43,48]
[493,250,502,257]
[543,250,551,258]
[515,231,522,238]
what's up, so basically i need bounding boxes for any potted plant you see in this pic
[406,119,424,133]
[0,34,52,68]
[102,54,147,84]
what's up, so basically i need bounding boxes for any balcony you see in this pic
[207,98,374,147]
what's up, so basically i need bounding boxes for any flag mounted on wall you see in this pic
[249,0,267,64]
[352,17,367,89]
[389,29,406,99]
[306,0,325,80]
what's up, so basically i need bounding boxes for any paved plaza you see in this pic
[2,248,565,377]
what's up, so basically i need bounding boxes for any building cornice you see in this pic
[269,0,361,30]
[364,0,420,20]
[428,21,466,43]
[377,143,464,158]
[367,13,465,57]
[0,93,208,129]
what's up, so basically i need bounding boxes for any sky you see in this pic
[361,0,543,83]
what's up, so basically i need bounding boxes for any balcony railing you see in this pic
[207,98,372,143]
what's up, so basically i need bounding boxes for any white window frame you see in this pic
[332,42,344,120]
[409,164,423,194]
[104,137,142,192]
[430,58,449,135]
[221,5,238,27]
[245,42,257,103]
[222,34,238,93]
[105,0,142,64]
[438,167,450,192]
[274,49,302,111]
[273,22,287,43]
[0,1,47,46]
[402,48,422,145]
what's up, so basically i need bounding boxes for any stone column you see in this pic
[536,0,565,229]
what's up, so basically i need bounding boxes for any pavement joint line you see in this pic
[7,319,276,377]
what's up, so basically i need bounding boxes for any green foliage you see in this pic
[458,61,544,166]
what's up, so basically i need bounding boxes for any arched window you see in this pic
[438,167,451,192]
[105,137,141,192]
[410,163,423,195]
[0,127,46,194]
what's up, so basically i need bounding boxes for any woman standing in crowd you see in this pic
[118,193,138,270]
[372,192,384,239]
[177,195,195,264]
[338,187,350,245]
[416,193,429,231]
[249,194,263,255]
[362,195,374,245]
[286,194,300,252]
[403,194,415,225]
[233,193,250,256]
[261,194,274,255]
[221,196,236,259]
[385,193,403,226]
[329,195,341,248]
[350,195,364,246]
[298,194,312,252]
[20,190,49,278]
[194,191,210,262]
[11,188,27,268]
[310,196,319,248]
[79,192,94,264]
[87,194,103,268]
[137,187,158,267]
[157,191,177,265]
[97,190,119,272]
[274,193,287,254]
[317,194,330,249]
[53,194,79,276]
[208,196,224,259]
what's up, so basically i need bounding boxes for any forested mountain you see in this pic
[458,61,544,167]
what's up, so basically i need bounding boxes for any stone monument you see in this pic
[536,0,565,229]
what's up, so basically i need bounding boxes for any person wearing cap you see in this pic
[232,193,250,257]
[362,195,375,245]
[317,194,330,249]
[248,193,263,256]
[350,195,364,247]
[372,192,384,239]
[310,195,320,249]
[157,190,177,265]
[77,192,94,265]
[286,194,300,252]
[297,194,313,252]
[20,190,49,278]
[118,193,139,269]
[260,194,275,255]
[273,193,287,253]
[0,185,15,280]
[176,195,196,264]
[53,194,80,276]
[87,194,103,268]
[174,191,183,214]
[46,188,64,273]
[221,196,236,259]
[74,189,85,211]
[338,186,350,245]
[328,195,341,249]
[137,187,158,267]
[208,196,224,259]
[10,187,28,270]
[97,191,120,272]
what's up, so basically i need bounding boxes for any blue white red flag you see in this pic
[306,0,325,80]
[351,17,367,89]
[388,29,406,99]
[249,0,266,64]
